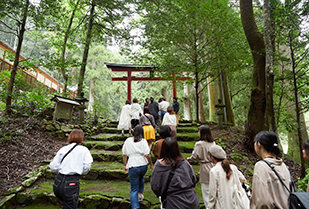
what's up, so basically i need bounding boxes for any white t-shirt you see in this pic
[159,101,169,111]
[130,103,143,120]
[122,137,150,169]
[50,143,93,175]
[162,113,177,126]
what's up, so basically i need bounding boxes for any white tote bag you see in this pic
[233,168,250,209]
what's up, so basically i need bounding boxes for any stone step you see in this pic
[90,132,199,142]
[83,140,196,154]
[3,174,205,209]
[44,161,200,181]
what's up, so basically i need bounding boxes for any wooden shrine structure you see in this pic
[105,63,189,102]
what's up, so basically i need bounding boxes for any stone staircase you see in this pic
[0,121,211,209]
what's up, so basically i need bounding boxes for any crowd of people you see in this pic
[48,98,309,209]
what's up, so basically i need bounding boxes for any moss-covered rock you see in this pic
[22,176,38,188]
[82,195,110,209]
[4,186,23,196]
[0,194,15,209]
[16,192,29,204]
[45,169,56,179]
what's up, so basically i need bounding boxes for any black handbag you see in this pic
[263,159,309,209]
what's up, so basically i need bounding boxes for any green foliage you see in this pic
[297,168,309,192]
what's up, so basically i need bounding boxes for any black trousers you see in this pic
[53,173,80,209]
[131,119,139,129]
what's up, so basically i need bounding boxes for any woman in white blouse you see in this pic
[122,125,153,209]
[50,129,93,209]
[161,106,177,139]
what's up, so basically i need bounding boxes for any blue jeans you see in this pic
[161,111,166,121]
[128,165,148,209]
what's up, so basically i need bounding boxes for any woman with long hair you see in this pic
[250,131,292,209]
[208,145,247,209]
[161,106,177,139]
[50,129,93,209]
[139,107,156,150]
[187,125,215,208]
[122,125,153,209]
[151,137,199,209]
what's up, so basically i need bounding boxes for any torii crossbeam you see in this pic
[105,63,189,102]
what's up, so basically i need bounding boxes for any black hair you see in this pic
[198,125,214,142]
[160,137,184,166]
[173,97,177,101]
[254,131,281,156]
[125,100,130,105]
[159,125,172,139]
[145,98,149,102]
[150,97,154,102]
[303,140,309,155]
[133,125,144,142]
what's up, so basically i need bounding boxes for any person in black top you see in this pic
[172,97,179,127]
[148,97,159,132]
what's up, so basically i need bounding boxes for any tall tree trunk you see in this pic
[198,83,205,122]
[5,0,29,115]
[289,32,306,178]
[183,79,192,120]
[195,71,199,122]
[77,2,95,97]
[60,1,79,94]
[264,0,277,132]
[240,0,266,150]
[220,70,236,125]
[278,45,309,172]
[88,78,95,111]
[208,76,221,123]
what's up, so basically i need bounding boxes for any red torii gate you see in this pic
[105,63,188,102]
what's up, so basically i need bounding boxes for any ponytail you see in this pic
[221,159,233,180]
[213,156,233,180]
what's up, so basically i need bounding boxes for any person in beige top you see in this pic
[187,125,215,208]
[251,131,291,209]
[208,145,247,209]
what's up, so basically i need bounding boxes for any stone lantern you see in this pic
[215,99,226,129]
[75,92,89,124]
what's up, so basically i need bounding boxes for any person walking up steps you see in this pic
[151,137,199,209]
[130,98,143,130]
[208,144,248,209]
[148,97,159,133]
[118,100,132,136]
[122,125,153,209]
[139,107,156,150]
[172,97,179,127]
[50,129,93,209]
[187,125,215,208]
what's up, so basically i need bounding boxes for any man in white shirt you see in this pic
[159,97,169,121]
